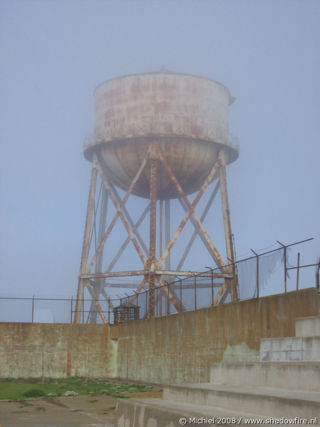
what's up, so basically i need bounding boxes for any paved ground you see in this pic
[0,392,162,426]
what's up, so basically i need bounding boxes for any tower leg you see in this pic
[164,200,171,271]
[148,156,158,317]
[75,164,97,323]
[218,151,238,301]
[89,188,108,323]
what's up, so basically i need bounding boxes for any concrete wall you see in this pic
[113,288,320,384]
[0,288,319,382]
[0,323,117,379]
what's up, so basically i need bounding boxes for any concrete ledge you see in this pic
[210,361,320,391]
[115,398,268,427]
[163,384,320,417]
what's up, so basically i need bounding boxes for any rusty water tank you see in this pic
[84,72,238,199]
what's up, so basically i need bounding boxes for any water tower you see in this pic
[75,71,239,323]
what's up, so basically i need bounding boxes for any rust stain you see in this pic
[66,350,72,377]
[89,72,238,200]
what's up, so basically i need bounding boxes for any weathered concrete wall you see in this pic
[113,288,320,384]
[0,323,117,379]
[0,289,319,382]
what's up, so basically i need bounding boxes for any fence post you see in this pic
[159,288,162,317]
[251,249,259,298]
[146,290,148,317]
[70,297,73,323]
[211,273,214,305]
[82,298,84,324]
[277,241,287,293]
[194,276,197,310]
[32,295,34,323]
[180,280,182,308]
[296,253,300,290]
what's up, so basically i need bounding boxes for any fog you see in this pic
[0,0,319,307]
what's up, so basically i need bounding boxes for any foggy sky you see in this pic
[0,0,319,300]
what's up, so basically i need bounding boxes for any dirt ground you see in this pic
[0,391,162,426]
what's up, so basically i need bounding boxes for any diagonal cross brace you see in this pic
[177,180,220,270]
[104,203,150,274]
[158,277,183,313]
[128,275,183,313]
[85,280,108,324]
[157,146,224,268]
[110,183,149,256]
[213,280,231,306]
[87,154,147,272]
[129,277,147,305]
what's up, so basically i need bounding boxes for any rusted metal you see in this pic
[88,154,147,271]
[213,280,231,306]
[129,277,147,305]
[177,180,220,269]
[219,286,231,305]
[158,277,183,313]
[101,288,114,309]
[89,188,108,323]
[77,73,242,320]
[164,200,171,270]
[159,199,163,257]
[148,151,158,317]
[81,270,147,279]
[154,270,232,278]
[219,150,238,301]
[113,303,139,324]
[158,147,224,268]
[75,164,98,323]
[85,281,108,324]
[104,203,150,273]
[110,183,148,256]
[86,72,238,199]
[66,351,72,377]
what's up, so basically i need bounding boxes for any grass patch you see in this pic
[23,389,46,398]
[0,378,158,400]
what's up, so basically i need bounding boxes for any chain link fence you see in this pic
[1,239,319,324]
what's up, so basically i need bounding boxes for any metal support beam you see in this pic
[88,154,147,271]
[148,155,158,317]
[110,183,148,256]
[158,147,224,268]
[129,277,147,304]
[75,164,98,323]
[80,270,147,279]
[89,188,108,323]
[165,200,171,270]
[104,203,150,274]
[158,277,183,313]
[177,180,220,270]
[85,281,107,324]
[219,151,238,301]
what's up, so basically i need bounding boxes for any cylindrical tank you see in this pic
[84,72,238,199]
